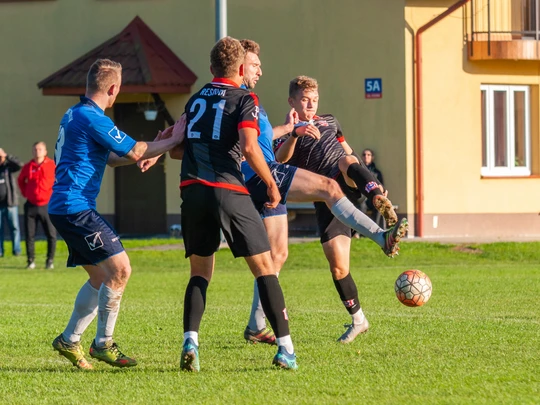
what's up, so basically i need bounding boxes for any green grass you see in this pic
[0,239,539,404]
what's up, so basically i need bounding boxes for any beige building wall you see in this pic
[406,2,540,236]
[1,0,406,220]
[0,0,215,215]
[227,0,408,215]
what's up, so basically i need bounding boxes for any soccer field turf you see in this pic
[0,239,538,404]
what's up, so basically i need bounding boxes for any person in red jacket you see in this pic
[18,141,57,269]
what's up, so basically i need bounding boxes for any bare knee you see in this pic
[109,264,131,287]
[246,251,276,278]
[339,155,359,169]
[325,178,344,201]
[271,248,288,272]
[330,266,349,280]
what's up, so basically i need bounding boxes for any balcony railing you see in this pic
[468,0,540,60]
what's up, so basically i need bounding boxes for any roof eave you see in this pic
[41,84,193,96]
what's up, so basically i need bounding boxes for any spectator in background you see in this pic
[360,148,385,227]
[18,141,57,269]
[0,148,23,258]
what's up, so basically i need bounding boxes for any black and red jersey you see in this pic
[180,78,260,193]
[275,114,345,179]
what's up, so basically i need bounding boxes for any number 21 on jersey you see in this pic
[187,98,226,140]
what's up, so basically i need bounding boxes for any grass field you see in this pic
[0,238,539,404]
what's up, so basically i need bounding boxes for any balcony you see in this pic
[467,0,540,60]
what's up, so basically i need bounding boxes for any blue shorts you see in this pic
[50,209,125,267]
[245,161,297,217]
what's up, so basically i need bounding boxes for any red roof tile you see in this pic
[38,16,197,95]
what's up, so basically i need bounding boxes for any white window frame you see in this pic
[481,84,531,177]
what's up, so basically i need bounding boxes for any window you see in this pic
[481,85,531,176]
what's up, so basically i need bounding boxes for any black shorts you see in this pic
[315,174,363,244]
[181,184,271,258]
[245,161,297,214]
[50,209,125,267]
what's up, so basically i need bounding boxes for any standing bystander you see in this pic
[18,141,57,269]
[360,148,386,227]
[0,148,22,258]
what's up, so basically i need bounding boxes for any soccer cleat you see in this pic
[337,317,370,344]
[272,346,298,370]
[52,334,93,370]
[180,338,200,372]
[372,195,398,227]
[244,326,277,345]
[45,260,54,270]
[382,218,409,258]
[89,339,137,368]
[26,262,35,270]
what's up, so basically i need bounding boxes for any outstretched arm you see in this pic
[109,115,186,168]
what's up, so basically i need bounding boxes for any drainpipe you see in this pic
[216,0,227,41]
[414,0,471,237]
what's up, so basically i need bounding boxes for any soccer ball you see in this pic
[394,270,432,307]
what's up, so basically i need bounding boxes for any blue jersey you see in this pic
[241,104,274,182]
[49,97,136,214]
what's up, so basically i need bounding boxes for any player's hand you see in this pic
[379,184,387,197]
[171,114,187,145]
[138,156,160,172]
[158,126,174,140]
[284,108,299,132]
[265,183,280,209]
[296,124,320,140]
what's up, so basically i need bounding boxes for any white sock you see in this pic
[62,281,99,344]
[352,308,365,325]
[95,284,123,346]
[184,331,199,346]
[330,197,386,247]
[276,335,294,354]
[248,279,267,331]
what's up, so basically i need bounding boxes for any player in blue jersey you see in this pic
[49,59,185,370]
[238,40,408,345]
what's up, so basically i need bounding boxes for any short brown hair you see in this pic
[210,36,246,78]
[86,59,122,94]
[239,39,260,56]
[289,75,318,97]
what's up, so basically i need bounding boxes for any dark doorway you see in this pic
[114,103,167,235]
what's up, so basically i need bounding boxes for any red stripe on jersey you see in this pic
[211,77,240,87]
[337,136,345,143]
[248,92,259,107]
[238,121,260,136]
[180,179,249,194]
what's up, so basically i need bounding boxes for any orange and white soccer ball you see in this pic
[394,270,432,307]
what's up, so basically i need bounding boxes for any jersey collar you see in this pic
[211,77,240,88]
[296,115,321,126]
[79,96,103,113]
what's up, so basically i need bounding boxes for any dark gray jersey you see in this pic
[275,114,345,179]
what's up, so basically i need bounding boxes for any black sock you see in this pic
[183,276,208,333]
[346,162,382,200]
[256,275,290,338]
[333,273,361,315]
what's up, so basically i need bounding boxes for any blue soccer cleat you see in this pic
[180,337,200,372]
[272,346,298,370]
